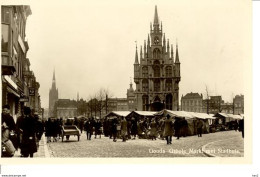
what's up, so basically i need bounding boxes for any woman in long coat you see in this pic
[149,118,158,140]
[163,114,174,145]
[20,107,37,157]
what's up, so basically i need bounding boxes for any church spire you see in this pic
[154,5,159,25]
[52,69,56,89]
[53,68,55,81]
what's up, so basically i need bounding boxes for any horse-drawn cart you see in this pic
[61,125,80,142]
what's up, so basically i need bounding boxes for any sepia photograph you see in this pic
[1,0,251,163]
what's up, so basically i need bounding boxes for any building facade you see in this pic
[220,102,233,114]
[2,6,41,121]
[49,70,58,117]
[127,80,136,111]
[134,6,181,111]
[181,92,203,112]
[233,94,244,115]
[54,99,77,118]
[202,96,224,114]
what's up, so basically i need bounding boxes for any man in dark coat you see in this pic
[111,117,118,142]
[45,118,52,143]
[173,117,181,140]
[131,117,138,140]
[2,105,17,157]
[2,105,16,132]
[197,119,204,137]
[35,114,44,149]
[20,107,37,158]
[84,118,94,140]
[121,117,128,142]
[94,119,102,139]
[239,118,244,138]
[163,114,174,144]
[127,119,132,140]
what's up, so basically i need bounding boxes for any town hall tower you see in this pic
[134,6,181,111]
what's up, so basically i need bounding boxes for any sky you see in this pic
[23,0,251,109]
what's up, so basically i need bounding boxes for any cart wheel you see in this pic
[78,135,80,141]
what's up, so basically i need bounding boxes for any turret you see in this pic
[144,40,147,58]
[167,39,170,57]
[134,44,140,83]
[175,43,180,78]
[171,44,174,59]
[140,45,143,60]
[163,33,166,53]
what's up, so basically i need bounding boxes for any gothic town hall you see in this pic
[134,6,181,111]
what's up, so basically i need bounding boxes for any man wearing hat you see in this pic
[163,114,174,145]
[2,105,16,132]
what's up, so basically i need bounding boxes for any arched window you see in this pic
[165,79,172,91]
[153,48,161,59]
[154,79,160,92]
[165,66,172,77]
[142,95,149,111]
[153,66,160,77]
[166,94,173,110]
[142,79,148,92]
[142,66,148,78]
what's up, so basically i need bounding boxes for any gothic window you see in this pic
[142,79,148,92]
[165,66,172,77]
[153,66,160,77]
[166,94,173,110]
[142,95,149,111]
[142,66,148,78]
[154,79,160,92]
[153,48,161,59]
[165,79,172,91]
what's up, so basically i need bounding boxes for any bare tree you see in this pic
[205,85,209,114]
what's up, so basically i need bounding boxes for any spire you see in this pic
[147,34,150,46]
[53,68,55,81]
[134,43,139,64]
[171,44,174,59]
[140,45,143,59]
[144,40,147,56]
[175,42,180,63]
[77,92,79,101]
[52,69,56,89]
[167,39,170,52]
[154,5,159,25]
[130,77,133,89]
[161,22,163,32]
[163,33,166,46]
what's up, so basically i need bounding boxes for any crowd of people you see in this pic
[2,105,245,158]
[2,105,44,158]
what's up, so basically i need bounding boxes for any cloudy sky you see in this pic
[23,0,250,108]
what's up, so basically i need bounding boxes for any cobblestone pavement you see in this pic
[47,131,244,157]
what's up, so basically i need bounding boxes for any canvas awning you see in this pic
[189,112,216,119]
[154,109,194,119]
[105,111,131,118]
